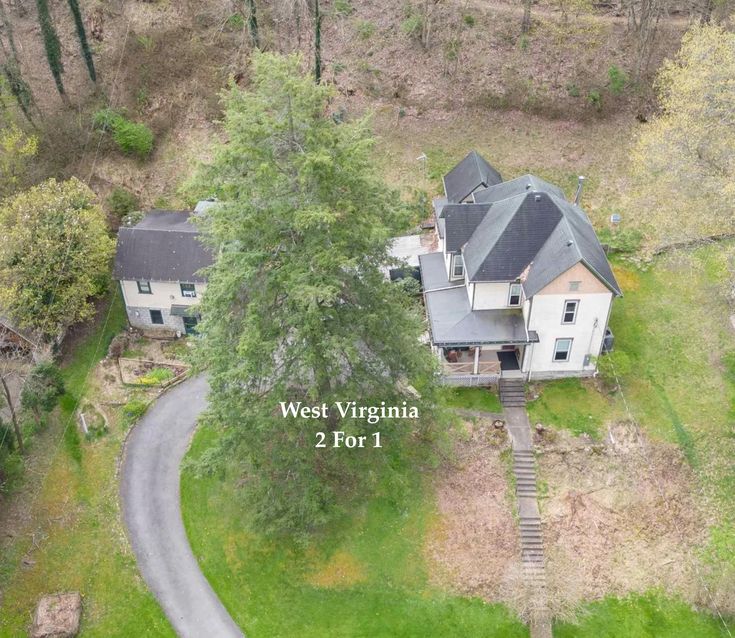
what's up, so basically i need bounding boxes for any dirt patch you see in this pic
[427,417,722,619]
[306,549,367,589]
[536,424,717,612]
[426,418,520,600]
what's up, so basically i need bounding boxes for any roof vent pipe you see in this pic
[574,176,585,205]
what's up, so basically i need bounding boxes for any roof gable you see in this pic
[443,151,503,203]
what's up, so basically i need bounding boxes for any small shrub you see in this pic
[566,83,580,97]
[334,0,354,16]
[93,107,121,131]
[107,187,139,219]
[332,61,346,74]
[121,210,145,227]
[356,20,376,39]
[444,37,461,63]
[225,13,245,30]
[462,14,476,27]
[122,399,148,424]
[93,108,154,159]
[608,65,628,94]
[401,14,423,39]
[136,34,154,51]
[518,34,530,51]
[587,89,602,111]
[112,118,154,158]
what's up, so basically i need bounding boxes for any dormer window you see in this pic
[452,255,465,279]
[508,283,522,306]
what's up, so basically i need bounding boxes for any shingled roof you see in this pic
[442,203,492,253]
[472,174,565,204]
[444,189,621,296]
[443,151,503,203]
[113,210,213,283]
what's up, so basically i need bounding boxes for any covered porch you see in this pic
[419,252,537,385]
[438,345,528,382]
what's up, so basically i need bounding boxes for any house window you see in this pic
[553,338,573,362]
[562,300,578,324]
[569,281,581,291]
[180,283,197,298]
[137,281,152,294]
[452,255,464,279]
[150,310,164,325]
[508,283,522,306]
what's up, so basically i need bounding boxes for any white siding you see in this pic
[525,291,612,374]
[472,282,515,310]
[120,280,206,309]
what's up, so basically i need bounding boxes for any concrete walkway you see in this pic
[120,375,245,638]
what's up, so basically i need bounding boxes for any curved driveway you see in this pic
[120,374,244,638]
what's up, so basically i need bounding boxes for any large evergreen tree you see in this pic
[191,53,438,536]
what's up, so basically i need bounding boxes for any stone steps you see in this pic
[500,378,527,407]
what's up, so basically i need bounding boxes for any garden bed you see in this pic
[118,358,189,387]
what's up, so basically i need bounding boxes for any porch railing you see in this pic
[442,359,501,376]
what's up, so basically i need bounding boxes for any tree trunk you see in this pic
[0,375,23,454]
[313,0,321,83]
[246,0,260,49]
[521,0,532,33]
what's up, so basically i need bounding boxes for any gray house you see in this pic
[113,210,212,336]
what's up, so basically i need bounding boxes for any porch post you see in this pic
[473,345,480,374]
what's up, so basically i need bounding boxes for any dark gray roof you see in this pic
[420,252,463,292]
[419,254,535,346]
[419,253,538,346]
[459,191,620,295]
[442,203,492,253]
[523,196,621,297]
[463,192,562,281]
[443,151,503,203]
[113,210,213,283]
[472,174,565,204]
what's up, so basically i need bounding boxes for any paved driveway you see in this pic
[120,374,244,638]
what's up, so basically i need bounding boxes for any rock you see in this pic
[31,592,82,638]
[535,423,546,433]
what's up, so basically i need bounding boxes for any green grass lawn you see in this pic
[555,593,733,637]
[0,288,173,637]
[181,425,528,638]
[442,386,502,413]
[526,378,619,438]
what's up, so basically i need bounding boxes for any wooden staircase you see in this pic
[500,377,526,407]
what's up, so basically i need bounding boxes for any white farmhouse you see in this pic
[113,210,213,336]
[421,151,621,385]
